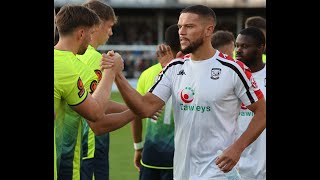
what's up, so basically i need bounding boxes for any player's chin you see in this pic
[180,44,189,51]
[180,40,189,47]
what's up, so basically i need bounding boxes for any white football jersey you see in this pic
[150,50,264,180]
[237,65,266,180]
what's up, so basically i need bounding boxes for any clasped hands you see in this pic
[100,50,124,73]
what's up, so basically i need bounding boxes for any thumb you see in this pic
[134,161,141,172]
[107,50,115,56]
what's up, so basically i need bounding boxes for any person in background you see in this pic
[244,16,266,63]
[76,1,128,179]
[103,5,266,179]
[132,24,183,180]
[54,4,149,180]
[54,4,118,179]
[235,27,266,180]
[211,30,235,57]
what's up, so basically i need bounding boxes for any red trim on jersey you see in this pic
[254,89,264,100]
[184,54,190,58]
[164,54,188,67]
[218,52,236,62]
[236,60,264,100]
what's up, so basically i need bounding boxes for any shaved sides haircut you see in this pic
[83,0,118,24]
[180,4,216,27]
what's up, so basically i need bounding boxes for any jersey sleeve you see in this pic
[54,61,88,106]
[148,64,172,104]
[234,61,264,107]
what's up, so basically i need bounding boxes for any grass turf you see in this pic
[109,91,139,180]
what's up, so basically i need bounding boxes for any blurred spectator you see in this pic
[108,21,157,45]
[211,30,235,57]
[108,51,157,79]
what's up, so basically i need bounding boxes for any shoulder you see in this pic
[54,50,79,76]
[140,63,162,78]
[78,46,101,62]
[216,52,250,73]
[163,54,189,71]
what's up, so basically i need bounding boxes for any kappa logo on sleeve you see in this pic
[177,69,186,75]
[77,77,85,98]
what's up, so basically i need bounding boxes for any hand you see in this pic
[156,44,174,68]
[133,149,143,171]
[148,107,163,120]
[100,50,115,70]
[112,52,124,73]
[214,145,242,173]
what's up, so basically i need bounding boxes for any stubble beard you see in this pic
[181,37,204,54]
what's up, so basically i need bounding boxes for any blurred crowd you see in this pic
[111,50,157,79]
[55,21,159,79]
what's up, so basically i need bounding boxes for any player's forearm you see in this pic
[88,109,136,135]
[92,69,115,110]
[131,117,143,143]
[115,73,150,117]
[72,94,104,123]
[105,100,128,114]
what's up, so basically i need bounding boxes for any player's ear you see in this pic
[257,44,265,53]
[205,25,214,37]
[76,28,85,40]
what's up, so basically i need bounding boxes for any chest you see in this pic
[171,63,235,104]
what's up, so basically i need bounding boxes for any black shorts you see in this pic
[81,157,109,180]
[139,165,173,180]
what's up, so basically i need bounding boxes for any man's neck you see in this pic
[90,40,99,49]
[249,60,265,73]
[54,38,78,55]
[190,45,216,61]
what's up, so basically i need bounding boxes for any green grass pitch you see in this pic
[109,91,140,180]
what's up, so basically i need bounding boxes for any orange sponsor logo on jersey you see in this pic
[94,70,102,82]
[90,80,98,94]
[77,77,85,98]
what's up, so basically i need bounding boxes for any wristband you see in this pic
[134,141,144,150]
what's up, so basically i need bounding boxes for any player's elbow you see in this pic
[91,128,107,136]
[90,127,104,136]
[86,112,102,123]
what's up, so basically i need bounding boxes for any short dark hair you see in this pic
[56,5,100,36]
[239,27,265,47]
[165,24,180,54]
[83,0,117,24]
[211,30,235,49]
[245,16,266,31]
[181,5,216,27]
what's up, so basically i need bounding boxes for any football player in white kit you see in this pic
[235,27,266,180]
[103,5,266,180]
